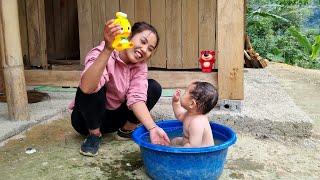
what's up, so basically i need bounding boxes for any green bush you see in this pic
[247,0,320,69]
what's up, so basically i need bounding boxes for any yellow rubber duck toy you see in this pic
[112,12,134,51]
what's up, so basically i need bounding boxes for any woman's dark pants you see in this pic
[71,79,162,135]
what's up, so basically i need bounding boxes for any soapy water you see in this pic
[141,127,223,146]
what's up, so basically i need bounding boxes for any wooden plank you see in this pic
[17,0,29,66]
[149,71,218,88]
[0,12,4,93]
[135,0,151,66]
[182,0,198,68]
[25,0,41,66]
[199,0,216,68]
[77,0,93,65]
[25,70,81,87]
[1,0,29,120]
[24,70,217,89]
[135,0,150,23]
[38,0,47,68]
[166,0,182,69]
[150,0,166,68]
[217,0,244,100]
[67,0,79,59]
[119,0,135,22]
[105,0,120,22]
[0,46,3,93]
[52,0,63,59]
[91,0,105,46]
[44,0,55,59]
[0,65,3,93]
[50,64,83,71]
[61,0,69,58]
[48,59,80,65]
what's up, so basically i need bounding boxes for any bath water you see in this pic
[141,127,223,146]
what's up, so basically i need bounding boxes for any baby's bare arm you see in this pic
[172,89,186,121]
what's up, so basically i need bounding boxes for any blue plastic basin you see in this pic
[132,120,237,180]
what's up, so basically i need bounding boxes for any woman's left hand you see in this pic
[149,127,170,145]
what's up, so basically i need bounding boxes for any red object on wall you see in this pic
[199,50,215,73]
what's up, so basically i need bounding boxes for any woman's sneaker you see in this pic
[79,135,102,156]
[115,128,134,141]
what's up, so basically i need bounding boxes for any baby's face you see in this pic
[180,84,195,109]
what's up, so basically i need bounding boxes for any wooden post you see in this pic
[217,0,244,100]
[0,58,4,93]
[0,0,29,120]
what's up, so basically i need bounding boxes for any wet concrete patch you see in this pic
[226,158,265,171]
[229,172,245,179]
[0,118,147,179]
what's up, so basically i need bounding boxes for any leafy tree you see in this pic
[246,0,320,69]
[288,26,320,60]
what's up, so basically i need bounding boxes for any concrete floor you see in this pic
[0,63,319,179]
[0,91,74,142]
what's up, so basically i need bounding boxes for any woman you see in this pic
[69,20,170,156]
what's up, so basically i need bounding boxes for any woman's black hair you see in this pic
[130,22,160,49]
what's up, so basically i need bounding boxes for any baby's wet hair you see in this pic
[189,81,218,114]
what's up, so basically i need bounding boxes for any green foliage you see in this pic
[251,11,291,23]
[247,0,320,69]
[311,35,320,59]
[287,26,320,61]
[287,26,313,55]
[276,0,311,5]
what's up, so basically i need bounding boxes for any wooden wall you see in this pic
[18,0,79,68]
[45,0,79,60]
[19,0,47,68]
[78,0,217,69]
[19,0,244,100]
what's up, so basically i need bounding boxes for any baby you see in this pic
[171,81,218,147]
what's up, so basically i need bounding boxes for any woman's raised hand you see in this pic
[104,19,121,50]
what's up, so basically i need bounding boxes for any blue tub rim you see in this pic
[132,120,237,154]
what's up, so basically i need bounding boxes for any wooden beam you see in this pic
[77,0,93,65]
[135,0,150,23]
[166,0,182,69]
[24,70,218,89]
[199,0,216,68]
[120,0,134,22]
[0,54,4,93]
[217,0,244,100]
[91,0,106,46]
[25,0,47,68]
[150,71,217,89]
[182,0,199,69]
[0,0,29,120]
[150,0,166,68]
[25,70,80,87]
[17,0,29,66]
[38,0,47,68]
[105,0,119,21]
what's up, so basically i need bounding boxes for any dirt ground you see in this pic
[0,62,319,179]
